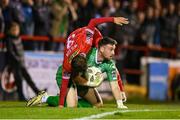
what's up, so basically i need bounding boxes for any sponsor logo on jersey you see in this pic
[66,44,78,57]
[62,71,70,79]
[86,31,93,44]
[112,70,117,80]
[68,50,80,63]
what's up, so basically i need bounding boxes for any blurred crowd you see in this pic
[0,0,179,51]
[0,0,180,85]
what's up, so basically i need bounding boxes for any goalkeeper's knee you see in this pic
[93,102,103,108]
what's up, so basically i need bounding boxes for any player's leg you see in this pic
[27,65,92,107]
[26,90,48,106]
[27,90,93,107]
[13,66,26,101]
[26,65,63,107]
[45,65,62,106]
[66,86,78,107]
[21,66,40,94]
[46,95,59,106]
[46,95,92,107]
[56,65,78,107]
[46,67,92,107]
[78,86,103,107]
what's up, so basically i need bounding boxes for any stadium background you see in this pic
[0,0,180,105]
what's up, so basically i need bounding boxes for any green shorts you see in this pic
[56,65,63,88]
[56,65,88,95]
[54,65,92,107]
[56,65,74,88]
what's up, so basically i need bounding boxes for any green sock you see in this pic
[47,96,59,107]
[47,96,92,108]
[77,99,92,108]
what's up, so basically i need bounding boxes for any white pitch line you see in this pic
[74,109,180,120]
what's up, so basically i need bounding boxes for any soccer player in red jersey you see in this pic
[59,17,129,107]
[26,37,127,108]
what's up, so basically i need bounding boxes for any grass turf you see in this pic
[0,101,180,119]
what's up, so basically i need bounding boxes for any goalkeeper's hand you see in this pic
[121,92,127,102]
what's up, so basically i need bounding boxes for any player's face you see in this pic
[101,44,116,60]
[10,25,20,36]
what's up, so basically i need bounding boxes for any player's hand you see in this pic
[121,92,127,102]
[114,17,129,26]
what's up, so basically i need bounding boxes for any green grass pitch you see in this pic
[0,101,180,119]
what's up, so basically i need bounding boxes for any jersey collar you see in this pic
[85,28,94,34]
[95,49,102,64]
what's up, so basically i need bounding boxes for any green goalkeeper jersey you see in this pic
[86,48,117,82]
[56,47,117,87]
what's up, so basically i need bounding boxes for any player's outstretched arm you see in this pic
[110,81,128,109]
[116,70,127,102]
[88,17,129,30]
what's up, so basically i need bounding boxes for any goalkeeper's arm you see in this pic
[73,75,88,85]
[72,72,106,87]
[71,54,105,87]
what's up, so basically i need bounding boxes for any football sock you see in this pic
[47,95,92,107]
[116,99,123,105]
[41,95,49,103]
[47,96,59,107]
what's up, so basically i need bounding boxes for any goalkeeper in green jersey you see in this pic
[27,37,127,108]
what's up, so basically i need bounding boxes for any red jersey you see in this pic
[59,17,114,106]
[63,27,101,72]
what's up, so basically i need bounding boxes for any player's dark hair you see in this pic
[71,54,87,73]
[98,37,117,48]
